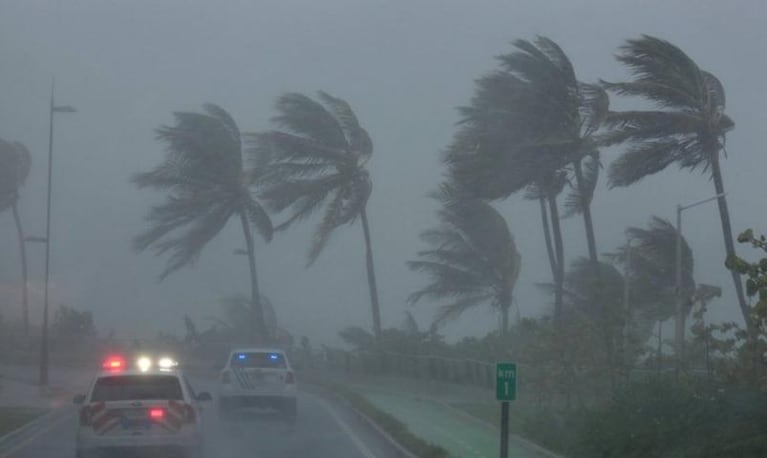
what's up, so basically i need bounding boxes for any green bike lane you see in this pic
[354,386,553,458]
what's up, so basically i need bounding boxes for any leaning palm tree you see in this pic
[0,139,32,337]
[133,104,273,342]
[601,35,752,338]
[444,36,608,322]
[407,192,521,334]
[249,92,383,338]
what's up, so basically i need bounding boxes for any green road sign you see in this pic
[495,362,517,401]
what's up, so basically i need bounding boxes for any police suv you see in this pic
[73,355,211,458]
[217,348,297,420]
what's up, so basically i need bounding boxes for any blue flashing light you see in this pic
[237,354,246,360]
[269,353,280,360]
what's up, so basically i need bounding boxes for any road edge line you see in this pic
[0,407,67,448]
[317,398,378,458]
[0,409,71,458]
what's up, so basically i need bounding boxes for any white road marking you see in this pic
[318,398,377,458]
[0,412,71,458]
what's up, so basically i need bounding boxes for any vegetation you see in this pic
[133,104,273,343]
[3,26,763,458]
[445,36,608,323]
[601,36,752,344]
[408,188,521,334]
[250,92,383,338]
[0,139,32,337]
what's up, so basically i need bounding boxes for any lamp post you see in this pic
[674,193,726,378]
[39,79,76,386]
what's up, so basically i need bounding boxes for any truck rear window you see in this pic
[91,375,183,401]
[230,351,287,369]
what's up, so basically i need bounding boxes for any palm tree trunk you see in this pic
[574,160,614,383]
[573,160,598,263]
[710,156,754,337]
[12,203,29,338]
[539,196,558,280]
[239,212,267,343]
[360,207,382,340]
[548,195,565,323]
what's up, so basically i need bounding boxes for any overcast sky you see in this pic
[1,0,765,346]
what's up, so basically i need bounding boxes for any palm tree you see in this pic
[407,192,521,334]
[249,92,382,338]
[133,104,273,342]
[609,216,696,370]
[601,35,752,339]
[0,139,32,337]
[444,36,608,322]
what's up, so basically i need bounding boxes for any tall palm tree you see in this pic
[0,139,32,337]
[249,92,383,338]
[444,36,607,322]
[133,104,273,342]
[601,35,751,338]
[407,192,521,334]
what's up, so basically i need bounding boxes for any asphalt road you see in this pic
[3,379,402,458]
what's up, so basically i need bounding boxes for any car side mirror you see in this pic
[196,392,212,402]
[72,394,86,405]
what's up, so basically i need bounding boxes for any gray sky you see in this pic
[1,0,765,346]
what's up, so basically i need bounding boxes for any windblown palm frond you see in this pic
[134,104,272,279]
[408,197,520,330]
[607,216,695,321]
[0,140,31,210]
[249,91,373,265]
[603,35,734,187]
[251,91,384,338]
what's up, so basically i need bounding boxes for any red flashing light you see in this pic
[102,356,126,371]
[149,408,164,420]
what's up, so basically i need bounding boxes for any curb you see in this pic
[301,380,421,458]
[352,385,564,458]
[330,392,418,458]
[0,407,72,455]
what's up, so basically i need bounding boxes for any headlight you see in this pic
[137,356,152,372]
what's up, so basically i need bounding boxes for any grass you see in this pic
[304,376,451,458]
[0,407,47,437]
[449,401,526,432]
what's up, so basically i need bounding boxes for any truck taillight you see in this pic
[285,371,295,384]
[79,407,91,426]
[221,370,231,383]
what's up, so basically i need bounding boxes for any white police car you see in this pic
[217,348,297,420]
[73,355,211,458]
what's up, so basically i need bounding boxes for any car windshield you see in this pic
[230,352,287,369]
[3,2,767,457]
[90,375,183,402]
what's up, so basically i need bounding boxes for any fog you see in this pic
[1,0,765,346]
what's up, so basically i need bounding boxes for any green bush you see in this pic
[569,379,767,457]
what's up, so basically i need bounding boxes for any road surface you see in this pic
[2,378,402,458]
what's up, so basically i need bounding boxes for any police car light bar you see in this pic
[102,356,126,371]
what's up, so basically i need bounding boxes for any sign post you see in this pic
[496,362,517,458]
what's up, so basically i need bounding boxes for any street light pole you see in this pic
[39,79,75,386]
[673,193,726,379]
